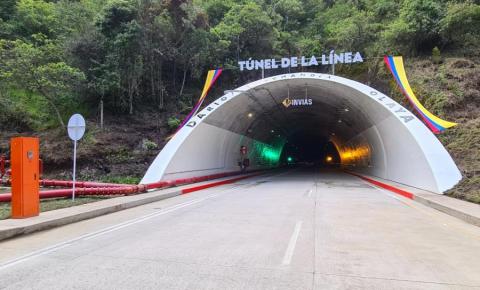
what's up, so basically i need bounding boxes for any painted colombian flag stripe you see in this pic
[385,56,442,132]
[173,69,223,136]
[385,56,442,133]
[384,56,456,133]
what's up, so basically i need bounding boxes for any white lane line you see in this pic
[82,195,216,241]
[0,193,219,271]
[0,171,289,271]
[282,221,303,265]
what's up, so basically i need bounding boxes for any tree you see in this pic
[201,0,235,26]
[32,62,86,127]
[0,38,85,127]
[440,2,480,48]
[110,20,143,115]
[95,0,143,114]
[384,0,445,53]
[212,2,278,62]
[88,64,120,128]
[14,0,59,38]
[0,0,16,21]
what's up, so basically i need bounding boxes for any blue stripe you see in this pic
[387,56,444,131]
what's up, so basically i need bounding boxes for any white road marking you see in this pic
[307,189,313,198]
[282,221,303,265]
[0,174,281,271]
[0,193,219,271]
[0,171,291,271]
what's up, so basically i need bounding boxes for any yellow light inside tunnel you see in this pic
[326,156,333,162]
[339,146,370,162]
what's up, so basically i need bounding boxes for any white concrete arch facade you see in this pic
[141,73,461,193]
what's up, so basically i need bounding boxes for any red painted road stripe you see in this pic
[347,172,415,200]
[181,173,261,194]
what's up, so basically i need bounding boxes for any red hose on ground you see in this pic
[2,179,132,188]
[0,170,262,202]
[40,180,131,188]
[0,185,148,202]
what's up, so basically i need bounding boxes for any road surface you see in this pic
[0,169,479,289]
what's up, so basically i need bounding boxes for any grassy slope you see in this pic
[403,57,480,203]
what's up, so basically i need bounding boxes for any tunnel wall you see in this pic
[157,123,282,181]
[141,73,461,193]
[339,115,438,191]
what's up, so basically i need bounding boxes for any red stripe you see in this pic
[181,173,260,194]
[347,172,414,199]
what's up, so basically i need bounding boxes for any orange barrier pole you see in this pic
[10,137,40,218]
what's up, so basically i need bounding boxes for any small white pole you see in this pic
[72,140,77,201]
[67,113,85,202]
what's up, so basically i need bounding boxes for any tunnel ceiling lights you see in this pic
[247,112,253,118]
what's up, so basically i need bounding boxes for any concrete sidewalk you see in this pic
[0,173,261,242]
[353,173,480,227]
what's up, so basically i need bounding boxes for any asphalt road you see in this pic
[0,169,479,290]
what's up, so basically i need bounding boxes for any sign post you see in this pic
[67,114,86,201]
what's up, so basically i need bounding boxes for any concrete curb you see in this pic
[413,194,480,227]
[0,189,182,242]
[348,171,480,228]
[0,173,261,242]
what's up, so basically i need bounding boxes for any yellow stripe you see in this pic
[393,57,456,129]
[199,70,216,101]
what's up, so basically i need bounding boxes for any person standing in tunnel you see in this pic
[238,145,249,172]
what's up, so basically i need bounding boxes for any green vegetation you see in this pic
[439,118,480,203]
[167,117,181,131]
[98,175,142,185]
[142,138,158,150]
[432,46,441,64]
[1,0,478,128]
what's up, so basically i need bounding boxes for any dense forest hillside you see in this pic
[0,0,479,201]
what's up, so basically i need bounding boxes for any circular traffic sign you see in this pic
[67,114,86,141]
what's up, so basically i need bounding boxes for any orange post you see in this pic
[10,137,40,218]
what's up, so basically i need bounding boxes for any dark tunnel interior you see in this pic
[280,134,341,166]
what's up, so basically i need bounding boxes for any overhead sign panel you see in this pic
[238,51,363,71]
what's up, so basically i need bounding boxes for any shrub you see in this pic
[432,46,441,64]
[141,138,158,150]
[167,117,181,131]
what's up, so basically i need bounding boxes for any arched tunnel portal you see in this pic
[141,73,461,193]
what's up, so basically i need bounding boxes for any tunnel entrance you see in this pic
[141,73,461,194]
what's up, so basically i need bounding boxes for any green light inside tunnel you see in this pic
[261,147,281,162]
[287,156,293,162]
[252,140,283,166]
